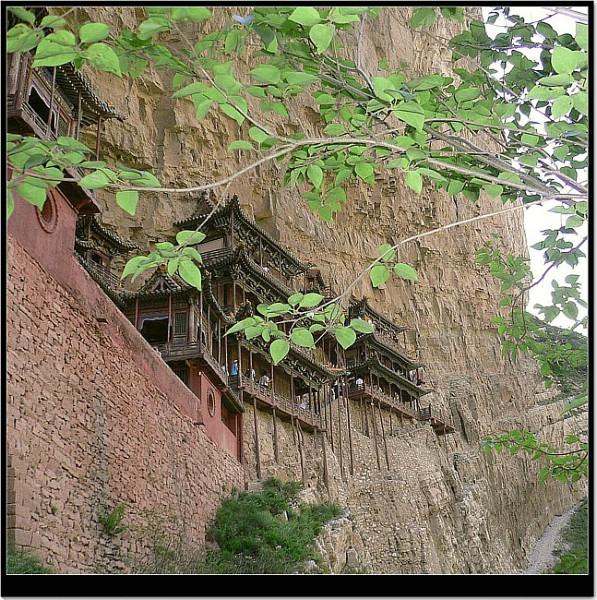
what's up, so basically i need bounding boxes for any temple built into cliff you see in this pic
[7,38,453,485]
[89,193,457,474]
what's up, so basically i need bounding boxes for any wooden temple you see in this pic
[76,192,456,467]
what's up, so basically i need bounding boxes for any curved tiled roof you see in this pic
[77,215,138,253]
[175,194,310,276]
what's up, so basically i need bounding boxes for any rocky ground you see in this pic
[524,504,578,574]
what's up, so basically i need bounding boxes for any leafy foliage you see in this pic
[481,430,588,484]
[551,499,588,574]
[196,478,342,574]
[6,546,54,574]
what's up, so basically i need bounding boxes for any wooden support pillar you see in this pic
[76,91,82,139]
[337,383,343,480]
[290,376,297,447]
[327,386,334,452]
[345,373,354,476]
[95,117,103,160]
[188,300,194,343]
[47,67,56,137]
[370,399,381,470]
[167,295,172,344]
[253,397,261,480]
[297,421,306,486]
[272,407,279,463]
[378,400,390,470]
[134,298,139,330]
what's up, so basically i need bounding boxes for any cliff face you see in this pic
[61,6,585,573]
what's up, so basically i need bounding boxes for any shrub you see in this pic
[7,546,54,574]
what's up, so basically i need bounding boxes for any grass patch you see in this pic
[6,546,54,574]
[550,499,588,574]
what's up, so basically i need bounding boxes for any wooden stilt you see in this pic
[378,400,390,469]
[343,373,354,475]
[272,407,279,463]
[253,398,261,480]
[370,399,381,470]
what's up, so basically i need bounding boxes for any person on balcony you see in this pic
[230,359,239,376]
[355,376,364,390]
[244,367,256,381]
[259,370,270,387]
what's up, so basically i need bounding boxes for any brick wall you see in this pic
[6,236,244,573]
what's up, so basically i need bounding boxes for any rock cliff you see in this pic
[69,6,586,574]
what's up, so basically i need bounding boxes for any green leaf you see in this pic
[248,127,269,144]
[409,7,436,28]
[307,164,324,188]
[79,23,110,44]
[33,34,79,67]
[572,92,588,116]
[536,74,574,87]
[484,184,503,199]
[7,190,15,220]
[576,23,588,50]
[370,264,389,287]
[552,47,586,74]
[290,328,315,348]
[121,255,147,280]
[250,64,282,84]
[178,261,202,290]
[527,85,565,100]
[551,95,573,120]
[287,293,304,306]
[349,318,374,334]
[171,7,212,22]
[8,7,36,24]
[229,140,255,151]
[16,181,47,209]
[455,86,481,103]
[176,231,205,246]
[355,162,374,182]
[83,43,122,76]
[334,326,357,350]
[284,71,319,86]
[288,7,321,27]
[393,263,418,282]
[405,170,423,193]
[309,23,335,54]
[40,15,68,29]
[270,339,290,365]
[225,317,257,336]
[299,293,324,308]
[78,170,112,190]
[7,24,44,53]
[378,243,395,262]
[116,190,139,216]
[173,82,208,99]
[220,103,245,126]
[393,103,425,131]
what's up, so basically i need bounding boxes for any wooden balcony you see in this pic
[229,375,321,432]
[347,382,418,420]
[417,406,456,436]
[153,340,229,390]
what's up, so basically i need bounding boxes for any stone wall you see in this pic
[6,237,244,573]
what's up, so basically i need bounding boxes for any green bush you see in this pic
[7,546,54,574]
[196,478,342,574]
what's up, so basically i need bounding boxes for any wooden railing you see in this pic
[231,375,320,430]
[347,383,418,419]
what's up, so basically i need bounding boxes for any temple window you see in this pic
[140,316,169,345]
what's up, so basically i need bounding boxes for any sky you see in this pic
[482,6,589,331]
